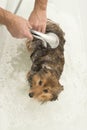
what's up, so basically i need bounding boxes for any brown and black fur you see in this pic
[26,20,65,103]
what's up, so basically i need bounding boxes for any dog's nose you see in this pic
[29,92,34,98]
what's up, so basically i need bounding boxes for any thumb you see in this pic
[25,31,33,40]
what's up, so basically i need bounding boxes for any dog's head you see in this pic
[27,67,63,103]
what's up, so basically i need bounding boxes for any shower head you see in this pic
[30,29,59,48]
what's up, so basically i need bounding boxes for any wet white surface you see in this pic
[0,0,87,130]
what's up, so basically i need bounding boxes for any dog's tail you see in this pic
[46,19,65,50]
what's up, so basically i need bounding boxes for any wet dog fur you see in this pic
[26,20,65,103]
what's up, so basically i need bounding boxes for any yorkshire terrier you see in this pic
[26,20,65,103]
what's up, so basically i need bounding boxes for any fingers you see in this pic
[37,24,46,33]
[25,31,33,40]
[29,9,47,33]
[41,24,46,33]
[26,22,33,40]
[27,22,32,29]
[30,23,46,33]
[17,22,33,40]
[6,13,33,40]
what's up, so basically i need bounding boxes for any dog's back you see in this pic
[27,20,65,79]
[26,20,65,102]
[45,20,65,78]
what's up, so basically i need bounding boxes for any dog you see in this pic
[26,20,65,103]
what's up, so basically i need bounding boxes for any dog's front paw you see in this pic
[26,41,32,51]
[26,40,33,52]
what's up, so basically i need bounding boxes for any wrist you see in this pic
[34,0,48,11]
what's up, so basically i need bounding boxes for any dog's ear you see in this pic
[57,82,64,94]
[31,64,42,72]
[27,71,34,83]
[51,84,63,101]
[27,71,31,82]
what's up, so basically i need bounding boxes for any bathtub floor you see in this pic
[0,1,87,130]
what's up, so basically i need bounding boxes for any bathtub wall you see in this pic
[0,0,7,8]
[0,1,87,130]
[79,0,87,51]
[47,0,87,51]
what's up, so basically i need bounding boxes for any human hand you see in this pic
[5,13,33,40]
[29,9,47,33]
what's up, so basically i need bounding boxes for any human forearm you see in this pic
[29,0,48,33]
[0,7,33,39]
[34,0,48,11]
[0,7,11,26]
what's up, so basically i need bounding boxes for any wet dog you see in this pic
[26,20,65,103]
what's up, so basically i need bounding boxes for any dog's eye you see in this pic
[38,80,43,86]
[43,89,48,93]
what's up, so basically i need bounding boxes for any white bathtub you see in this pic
[0,0,87,130]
